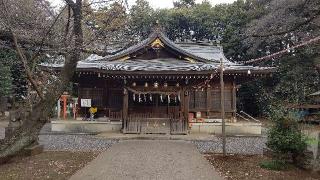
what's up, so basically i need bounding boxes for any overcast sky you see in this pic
[49,0,236,9]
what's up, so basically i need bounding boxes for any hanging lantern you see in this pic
[144,82,148,88]
[176,83,180,87]
[247,70,251,75]
[132,82,136,87]
[164,82,168,88]
[154,82,159,88]
[149,94,152,101]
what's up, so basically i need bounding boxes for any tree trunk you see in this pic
[0,0,83,163]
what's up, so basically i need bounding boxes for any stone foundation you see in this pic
[190,122,262,135]
[51,120,122,133]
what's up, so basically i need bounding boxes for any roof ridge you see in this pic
[90,30,232,64]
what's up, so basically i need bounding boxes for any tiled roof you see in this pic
[41,30,275,73]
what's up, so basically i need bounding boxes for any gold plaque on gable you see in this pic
[151,38,164,49]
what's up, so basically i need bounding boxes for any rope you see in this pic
[126,87,181,95]
[244,36,320,64]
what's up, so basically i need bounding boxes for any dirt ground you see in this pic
[0,151,100,180]
[205,154,320,180]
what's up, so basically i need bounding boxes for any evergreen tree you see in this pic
[0,62,12,98]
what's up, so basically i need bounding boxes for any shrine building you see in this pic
[45,28,274,135]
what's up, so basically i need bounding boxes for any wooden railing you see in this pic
[170,118,187,135]
[109,111,122,120]
[125,116,141,134]
[128,113,179,119]
[124,113,187,135]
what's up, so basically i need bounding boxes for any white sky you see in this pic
[49,0,236,9]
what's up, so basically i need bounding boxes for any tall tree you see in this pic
[239,0,320,115]
[129,0,154,39]
[84,1,130,50]
[173,0,195,8]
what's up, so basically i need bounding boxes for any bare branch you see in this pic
[0,0,44,100]
[30,5,68,65]
[64,5,72,44]
[64,0,76,9]
[11,31,45,100]
[245,36,320,64]
[252,9,320,38]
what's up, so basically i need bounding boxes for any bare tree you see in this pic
[0,0,125,162]
[245,0,320,57]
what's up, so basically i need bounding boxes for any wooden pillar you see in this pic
[184,89,190,132]
[179,90,184,119]
[57,99,61,119]
[220,58,226,156]
[104,79,108,115]
[206,87,211,118]
[122,88,128,133]
[232,80,237,119]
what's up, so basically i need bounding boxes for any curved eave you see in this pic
[40,64,276,77]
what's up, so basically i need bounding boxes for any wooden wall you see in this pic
[75,75,236,119]
[76,76,123,117]
[189,81,236,119]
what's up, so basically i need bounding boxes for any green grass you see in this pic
[259,160,288,171]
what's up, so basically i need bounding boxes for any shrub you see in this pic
[267,116,307,164]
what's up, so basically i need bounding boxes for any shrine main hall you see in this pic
[45,28,274,135]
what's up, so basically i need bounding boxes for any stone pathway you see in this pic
[70,140,223,180]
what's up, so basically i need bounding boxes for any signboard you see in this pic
[81,99,91,107]
[196,112,201,118]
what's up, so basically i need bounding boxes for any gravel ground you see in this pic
[39,123,119,151]
[39,135,119,151]
[70,140,223,180]
[193,136,267,155]
[39,133,266,154]
[38,123,266,154]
